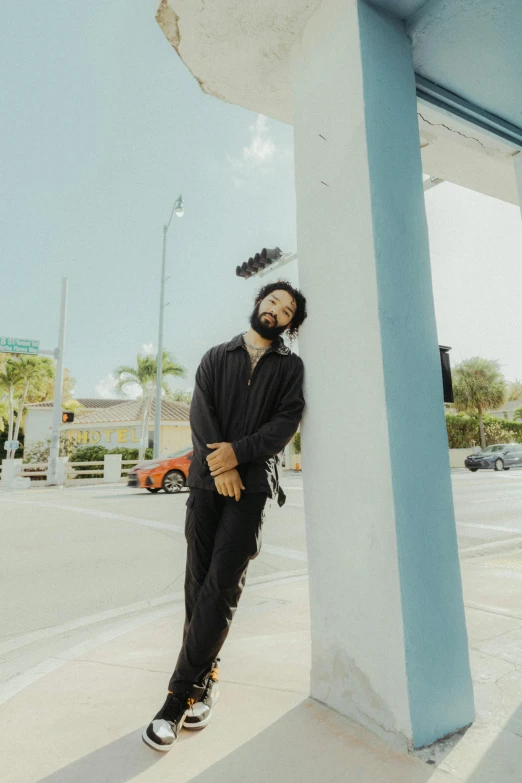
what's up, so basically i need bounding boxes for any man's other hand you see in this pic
[206,442,239,477]
[214,468,245,501]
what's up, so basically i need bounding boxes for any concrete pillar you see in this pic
[104,454,122,484]
[45,456,67,487]
[291,0,474,750]
[1,459,30,490]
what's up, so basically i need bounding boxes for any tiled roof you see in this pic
[74,399,190,424]
[26,398,124,410]
[76,398,126,409]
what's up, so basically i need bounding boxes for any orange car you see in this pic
[127,446,193,493]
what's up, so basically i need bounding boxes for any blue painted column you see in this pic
[292,0,474,749]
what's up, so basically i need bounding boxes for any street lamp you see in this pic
[153,194,184,459]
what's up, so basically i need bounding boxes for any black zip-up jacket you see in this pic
[187,332,305,506]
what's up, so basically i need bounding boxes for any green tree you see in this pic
[114,350,185,460]
[507,379,522,402]
[0,356,56,459]
[166,388,193,404]
[11,356,54,457]
[0,399,9,434]
[34,367,76,404]
[0,358,23,456]
[514,407,522,421]
[452,357,507,449]
[24,435,76,464]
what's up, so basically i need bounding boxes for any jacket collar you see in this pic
[226,332,291,356]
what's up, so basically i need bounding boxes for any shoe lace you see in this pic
[166,692,195,720]
[200,665,219,702]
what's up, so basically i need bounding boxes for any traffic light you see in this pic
[439,346,454,403]
[62,411,75,423]
[236,247,282,279]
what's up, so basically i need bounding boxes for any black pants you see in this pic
[168,488,267,697]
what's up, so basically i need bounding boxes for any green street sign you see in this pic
[0,337,40,355]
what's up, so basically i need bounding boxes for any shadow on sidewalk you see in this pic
[180,699,433,783]
[465,704,522,782]
[35,729,165,783]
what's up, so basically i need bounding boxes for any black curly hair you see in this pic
[254,280,307,341]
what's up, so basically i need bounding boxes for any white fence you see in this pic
[0,454,139,487]
[0,449,487,487]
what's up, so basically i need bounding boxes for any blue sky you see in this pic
[2,0,522,398]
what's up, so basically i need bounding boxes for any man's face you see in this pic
[250,289,297,340]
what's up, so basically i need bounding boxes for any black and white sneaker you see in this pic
[142,691,196,752]
[183,662,220,730]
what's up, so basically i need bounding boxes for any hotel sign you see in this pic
[72,428,143,446]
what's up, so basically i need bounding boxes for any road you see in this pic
[1,467,522,703]
[452,469,522,555]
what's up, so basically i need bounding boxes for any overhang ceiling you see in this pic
[157,0,522,205]
[418,103,518,204]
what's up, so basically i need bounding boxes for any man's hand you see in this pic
[206,442,239,477]
[214,468,245,501]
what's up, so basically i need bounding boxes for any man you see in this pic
[143,280,307,751]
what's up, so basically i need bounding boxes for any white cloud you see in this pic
[95,374,119,399]
[243,114,276,164]
[95,373,141,400]
[141,342,155,356]
[243,135,276,164]
[227,114,282,179]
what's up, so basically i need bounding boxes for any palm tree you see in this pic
[452,357,507,449]
[0,358,22,457]
[114,350,185,459]
[10,356,54,458]
[0,356,56,458]
[0,400,9,435]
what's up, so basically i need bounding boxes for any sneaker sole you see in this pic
[141,730,176,752]
[142,712,188,751]
[183,690,221,731]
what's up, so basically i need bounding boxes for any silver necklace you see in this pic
[243,334,269,353]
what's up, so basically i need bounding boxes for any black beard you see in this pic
[249,305,287,341]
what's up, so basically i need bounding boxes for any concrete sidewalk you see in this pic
[2,557,522,782]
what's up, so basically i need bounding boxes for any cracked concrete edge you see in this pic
[155,0,229,103]
[155,0,180,48]
[418,111,487,149]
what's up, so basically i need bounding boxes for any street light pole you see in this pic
[47,277,68,486]
[153,195,184,459]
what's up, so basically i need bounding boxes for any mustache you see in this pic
[260,312,277,325]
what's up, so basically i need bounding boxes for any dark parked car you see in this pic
[465,443,522,472]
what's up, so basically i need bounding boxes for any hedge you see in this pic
[446,413,522,448]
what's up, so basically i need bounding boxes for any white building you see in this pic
[24,399,124,451]
[24,398,191,454]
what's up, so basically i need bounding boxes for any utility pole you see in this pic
[153,195,184,459]
[47,278,68,486]
[153,225,168,459]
